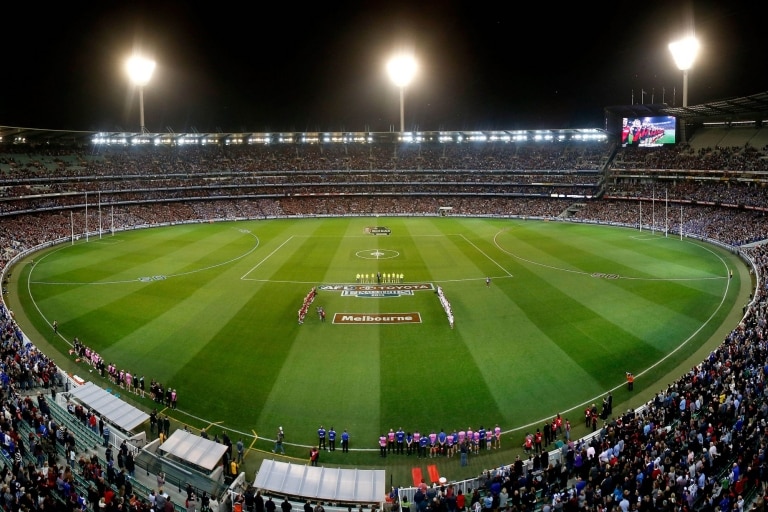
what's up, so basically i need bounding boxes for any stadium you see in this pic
[6,5,768,505]
[2,82,768,512]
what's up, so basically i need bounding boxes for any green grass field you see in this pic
[7,216,748,478]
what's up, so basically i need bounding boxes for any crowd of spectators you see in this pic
[611,145,768,174]
[575,201,768,247]
[0,140,608,177]
[0,302,122,511]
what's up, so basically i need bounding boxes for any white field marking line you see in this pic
[495,231,734,438]
[239,233,463,281]
[243,279,324,285]
[27,243,143,286]
[29,229,260,285]
[26,229,260,348]
[434,276,514,284]
[458,234,514,277]
[240,235,294,280]
[288,233,460,238]
[169,231,260,278]
[493,229,726,282]
[91,238,124,245]
[171,406,380,451]
[26,257,75,349]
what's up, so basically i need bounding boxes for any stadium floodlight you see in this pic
[126,55,156,133]
[668,36,699,108]
[387,54,417,133]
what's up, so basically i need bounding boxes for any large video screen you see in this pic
[621,116,677,147]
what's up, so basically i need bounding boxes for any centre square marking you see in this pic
[333,312,422,324]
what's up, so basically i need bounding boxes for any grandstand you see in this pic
[1,91,768,512]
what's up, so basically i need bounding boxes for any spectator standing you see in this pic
[317,426,326,450]
[310,447,319,466]
[341,429,350,453]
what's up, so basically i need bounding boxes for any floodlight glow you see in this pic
[387,55,417,88]
[668,36,699,71]
[126,56,156,86]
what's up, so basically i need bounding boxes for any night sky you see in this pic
[3,1,764,133]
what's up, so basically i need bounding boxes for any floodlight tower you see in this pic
[126,55,156,133]
[387,54,417,133]
[668,36,699,108]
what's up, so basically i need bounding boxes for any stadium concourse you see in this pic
[1,124,768,512]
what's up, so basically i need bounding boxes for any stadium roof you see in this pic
[604,90,768,124]
[3,90,768,145]
[0,126,97,145]
[0,125,607,145]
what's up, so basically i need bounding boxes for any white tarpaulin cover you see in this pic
[254,459,385,504]
[159,430,229,472]
[68,381,150,432]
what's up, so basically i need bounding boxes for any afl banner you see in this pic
[318,284,434,295]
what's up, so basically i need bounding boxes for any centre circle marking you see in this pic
[356,249,399,260]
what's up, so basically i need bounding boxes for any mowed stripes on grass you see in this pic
[14,217,742,457]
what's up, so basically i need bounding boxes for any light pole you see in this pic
[126,55,156,133]
[669,36,699,143]
[668,36,699,108]
[387,54,417,133]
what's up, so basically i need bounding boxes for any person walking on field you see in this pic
[626,372,634,391]
[273,427,285,454]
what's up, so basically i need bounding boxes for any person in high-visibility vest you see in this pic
[626,372,634,391]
